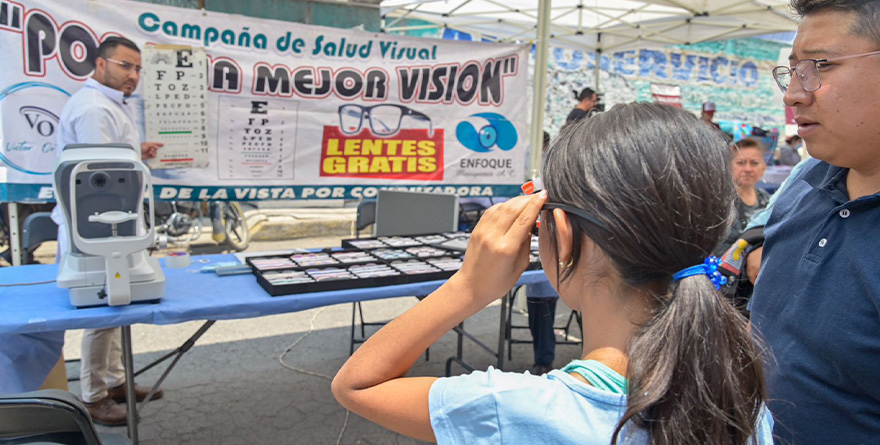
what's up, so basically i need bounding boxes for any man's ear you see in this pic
[93,57,105,76]
[552,208,573,264]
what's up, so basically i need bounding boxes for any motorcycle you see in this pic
[152,201,250,251]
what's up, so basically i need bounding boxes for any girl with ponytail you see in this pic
[333,102,773,444]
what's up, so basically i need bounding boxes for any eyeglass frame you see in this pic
[338,104,433,137]
[532,202,609,236]
[102,57,143,74]
[771,50,880,93]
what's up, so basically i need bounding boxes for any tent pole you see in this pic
[529,0,552,181]
[594,32,602,91]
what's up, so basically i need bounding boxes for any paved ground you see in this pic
[20,204,581,444]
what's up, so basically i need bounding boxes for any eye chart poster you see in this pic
[143,45,210,170]
[0,0,529,202]
[217,97,297,180]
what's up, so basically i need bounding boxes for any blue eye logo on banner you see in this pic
[456,113,517,153]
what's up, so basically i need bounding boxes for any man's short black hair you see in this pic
[791,0,880,47]
[96,36,140,61]
[574,87,601,102]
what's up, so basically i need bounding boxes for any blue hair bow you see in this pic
[672,256,728,290]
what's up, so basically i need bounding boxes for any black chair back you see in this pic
[21,212,58,265]
[0,390,105,445]
[355,200,377,238]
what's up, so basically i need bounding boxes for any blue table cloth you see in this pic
[0,254,548,392]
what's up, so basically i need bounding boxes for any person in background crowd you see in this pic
[748,127,778,165]
[701,101,722,131]
[748,0,880,442]
[53,35,164,426]
[564,87,602,126]
[777,135,802,166]
[332,103,773,444]
[714,138,770,257]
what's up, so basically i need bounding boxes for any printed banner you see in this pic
[0,0,529,201]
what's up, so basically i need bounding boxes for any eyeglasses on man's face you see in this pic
[772,50,880,93]
[103,57,142,74]
[339,104,433,137]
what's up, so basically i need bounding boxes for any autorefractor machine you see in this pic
[54,143,165,307]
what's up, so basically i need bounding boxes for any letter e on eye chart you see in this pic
[217,96,298,180]
[143,45,210,169]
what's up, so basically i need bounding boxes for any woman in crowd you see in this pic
[715,138,771,257]
[333,103,772,444]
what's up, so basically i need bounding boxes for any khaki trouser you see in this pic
[80,327,125,403]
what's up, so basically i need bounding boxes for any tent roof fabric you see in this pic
[380,0,797,51]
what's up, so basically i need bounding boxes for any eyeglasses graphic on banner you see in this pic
[338,104,433,137]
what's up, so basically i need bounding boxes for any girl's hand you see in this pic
[451,192,547,306]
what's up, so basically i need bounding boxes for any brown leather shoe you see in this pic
[108,382,164,403]
[84,397,127,426]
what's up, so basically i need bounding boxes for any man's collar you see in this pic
[802,160,846,189]
[802,159,849,203]
[84,78,126,105]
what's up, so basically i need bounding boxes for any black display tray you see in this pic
[248,233,539,298]
[340,238,389,250]
[340,232,468,250]
[386,259,455,283]
[252,264,399,297]
[249,254,459,297]
[246,249,380,272]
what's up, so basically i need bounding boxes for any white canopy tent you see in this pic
[379,0,798,178]
[381,0,796,51]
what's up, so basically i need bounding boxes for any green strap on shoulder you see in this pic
[560,359,628,395]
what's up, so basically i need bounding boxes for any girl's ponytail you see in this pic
[612,275,766,445]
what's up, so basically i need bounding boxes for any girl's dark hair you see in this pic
[542,103,766,444]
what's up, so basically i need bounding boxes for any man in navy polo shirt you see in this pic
[750,0,880,442]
